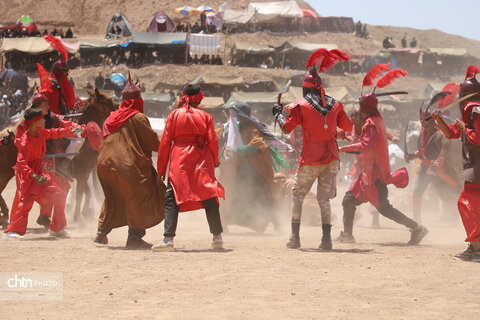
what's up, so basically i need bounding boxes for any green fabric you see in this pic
[234,145,261,157]
[269,145,289,172]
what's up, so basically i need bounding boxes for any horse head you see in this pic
[1,131,14,146]
[81,88,118,126]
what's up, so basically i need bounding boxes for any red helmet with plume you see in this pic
[459,65,480,105]
[44,34,70,77]
[304,47,350,105]
[359,64,408,113]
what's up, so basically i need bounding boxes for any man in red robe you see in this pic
[273,70,353,250]
[44,60,76,116]
[11,93,84,230]
[337,91,428,245]
[432,68,480,261]
[152,84,225,251]
[3,108,81,240]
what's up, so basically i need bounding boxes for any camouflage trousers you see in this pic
[291,160,339,224]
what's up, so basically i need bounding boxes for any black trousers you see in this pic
[163,183,223,237]
[98,228,145,240]
[342,180,418,234]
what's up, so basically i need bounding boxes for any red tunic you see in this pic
[282,98,353,166]
[447,102,480,242]
[340,115,408,207]
[5,126,75,234]
[157,105,224,212]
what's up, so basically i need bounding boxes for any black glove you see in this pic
[272,103,283,117]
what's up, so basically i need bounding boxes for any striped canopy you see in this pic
[196,6,215,13]
[174,6,200,16]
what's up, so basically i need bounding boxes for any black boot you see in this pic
[319,224,332,250]
[286,220,301,249]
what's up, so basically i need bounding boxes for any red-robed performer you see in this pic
[10,93,86,230]
[336,66,428,245]
[42,35,77,116]
[152,84,225,252]
[273,48,353,250]
[3,108,82,240]
[432,65,480,261]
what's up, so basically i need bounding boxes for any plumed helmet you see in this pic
[359,92,379,114]
[302,69,322,90]
[459,77,480,103]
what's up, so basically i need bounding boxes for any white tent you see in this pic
[247,0,303,22]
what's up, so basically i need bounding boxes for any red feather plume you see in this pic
[305,48,330,69]
[36,63,52,94]
[376,68,408,89]
[437,82,460,108]
[363,64,391,87]
[330,49,350,62]
[465,65,477,79]
[43,34,68,61]
[319,49,350,72]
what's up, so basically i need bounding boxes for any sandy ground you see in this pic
[0,177,479,320]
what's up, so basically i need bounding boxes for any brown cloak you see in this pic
[219,123,278,232]
[97,113,166,231]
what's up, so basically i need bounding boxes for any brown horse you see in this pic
[72,88,117,224]
[0,88,117,229]
[0,127,17,228]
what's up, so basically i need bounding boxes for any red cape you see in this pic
[103,99,144,136]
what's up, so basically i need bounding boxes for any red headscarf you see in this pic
[178,91,204,108]
[102,99,144,137]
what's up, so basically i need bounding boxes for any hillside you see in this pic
[1,0,480,59]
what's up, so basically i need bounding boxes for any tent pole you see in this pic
[185,25,191,65]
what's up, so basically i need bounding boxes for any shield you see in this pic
[86,121,102,151]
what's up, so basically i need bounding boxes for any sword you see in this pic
[61,113,83,118]
[425,93,477,121]
[42,152,79,159]
[275,79,291,138]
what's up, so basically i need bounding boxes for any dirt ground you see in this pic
[0,177,479,320]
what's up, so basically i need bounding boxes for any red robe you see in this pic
[341,115,408,208]
[157,105,224,212]
[45,74,76,115]
[447,102,480,242]
[282,98,353,166]
[5,126,76,235]
[13,115,83,219]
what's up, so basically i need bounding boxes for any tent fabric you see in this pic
[222,9,256,24]
[317,17,355,33]
[189,34,221,56]
[105,14,134,39]
[282,41,338,52]
[77,39,123,48]
[147,11,176,32]
[199,97,225,108]
[0,37,78,54]
[226,91,278,105]
[232,41,275,54]
[301,9,318,18]
[142,93,174,103]
[429,48,468,56]
[189,75,244,86]
[130,32,187,45]
[247,1,303,18]
[175,6,201,16]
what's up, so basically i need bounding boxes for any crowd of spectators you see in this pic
[0,27,74,39]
